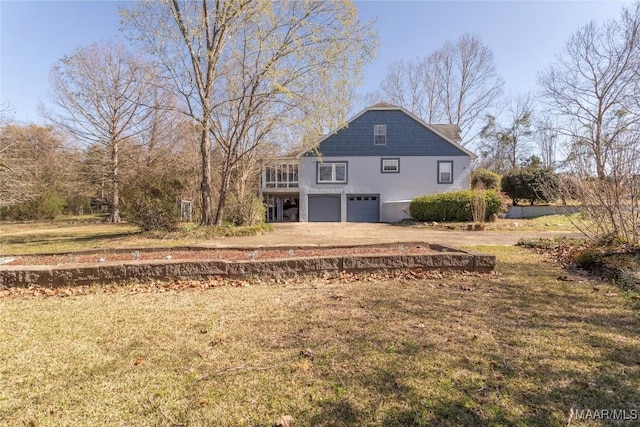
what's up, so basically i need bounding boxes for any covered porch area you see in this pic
[264,193,299,223]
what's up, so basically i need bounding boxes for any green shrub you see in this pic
[501,165,560,206]
[1,190,66,220]
[573,247,603,270]
[573,245,640,291]
[471,169,501,190]
[223,192,266,226]
[121,176,183,231]
[63,194,92,216]
[410,190,503,222]
[38,192,66,219]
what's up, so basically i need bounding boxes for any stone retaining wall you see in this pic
[0,246,495,288]
[506,205,582,218]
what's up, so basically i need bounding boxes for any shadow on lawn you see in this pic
[306,255,639,426]
[478,258,640,426]
[0,231,139,252]
[307,365,492,427]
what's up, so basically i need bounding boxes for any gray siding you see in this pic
[299,155,471,222]
[308,110,468,157]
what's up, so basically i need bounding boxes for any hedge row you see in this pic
[410,190,503,222]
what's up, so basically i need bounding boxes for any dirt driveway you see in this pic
[201,222,581,248]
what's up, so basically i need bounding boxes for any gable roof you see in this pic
[430,124,462,143]
[368,101,398,109]
[299,103,476,159]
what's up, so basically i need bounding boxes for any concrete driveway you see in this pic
[202,222,581,248]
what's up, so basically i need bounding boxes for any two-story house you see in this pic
[261,102,476,223]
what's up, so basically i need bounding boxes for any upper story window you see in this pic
[374,124,386,145]
[381,158,399,173]
[317,162,347,184]
[438,161,453,184]
[264,163,298,188]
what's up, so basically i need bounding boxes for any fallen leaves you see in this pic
[0,269,493,299]
[522,238,592,270]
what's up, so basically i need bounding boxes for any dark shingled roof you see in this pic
[295,102,476,159]
[367,104,462,142]
[430,124,462,142]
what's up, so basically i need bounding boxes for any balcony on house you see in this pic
[262,160,299,190]
[261,159,300,222]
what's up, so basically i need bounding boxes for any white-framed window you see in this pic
[438,161,453,184]
[264,163,298,188]
[317,162,347,184]
[374,124,386,145]
[381,158,399,173]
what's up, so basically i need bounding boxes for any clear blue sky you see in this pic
[0,0,634,124]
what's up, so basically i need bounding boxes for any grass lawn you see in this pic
[1,246,638,426]
[409,214,581,233]
[0,217,271,255]
[0,215,579,256]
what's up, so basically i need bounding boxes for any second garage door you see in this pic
[347,194,380,222]
[308,194,341,222]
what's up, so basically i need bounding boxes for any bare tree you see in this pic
[0,124,73,209]
[380,58,439,123]
[131,90,183,174]
[0,125,38,207]
[538,3,640,180]
[479,93,533,173]
[208,0,375,224]
[379,34,504,143]
[0,102,13,126]
[123,0,376,225]
[0,102,14,171]
[122,0,251,225]
[539,3,640,244]
[564,132,640,245]
[43,39,156,222]
[533,116,560,170]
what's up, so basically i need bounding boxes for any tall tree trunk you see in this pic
[200,124,214,225]
[594,142,606,181]
[595,118,606,181]
[109,139,121,223]
[214,156,233,226]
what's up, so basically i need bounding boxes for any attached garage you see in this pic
[308,194,341,222]
[347,194,380,222]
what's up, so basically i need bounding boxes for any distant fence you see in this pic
[506,205,582,219]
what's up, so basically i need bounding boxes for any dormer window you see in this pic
[374,124,386,145]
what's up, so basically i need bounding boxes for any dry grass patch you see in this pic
[1,246,639,426]
[0,221,141,254]
[404,214,581,233]
[0,220,271,255]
